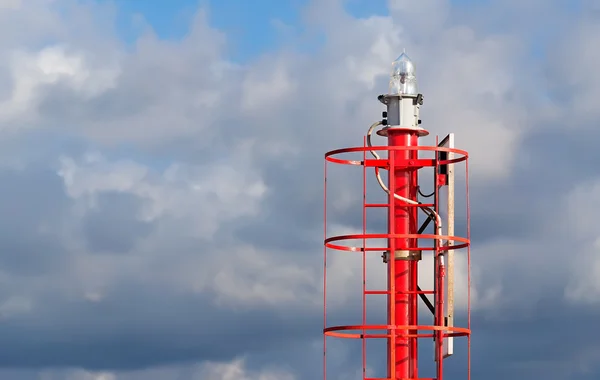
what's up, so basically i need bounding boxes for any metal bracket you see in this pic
[382,250,422,263]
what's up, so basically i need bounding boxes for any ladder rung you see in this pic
[365,290,434,295]
[364,203,435,208]
[365,378,436,380]
[365,290,389,295]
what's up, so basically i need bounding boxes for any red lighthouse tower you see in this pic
[323,52,471,380]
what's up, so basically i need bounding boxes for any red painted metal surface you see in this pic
[387,130,420,380]
[323,137,471,380]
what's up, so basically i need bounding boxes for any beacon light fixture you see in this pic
[388,50,418,96]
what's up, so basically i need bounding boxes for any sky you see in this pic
[0,0,598,379]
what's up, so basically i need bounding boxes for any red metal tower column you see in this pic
[387,130,420,380]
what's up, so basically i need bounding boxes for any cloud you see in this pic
[0,0,596,379]
[32,357,295,380]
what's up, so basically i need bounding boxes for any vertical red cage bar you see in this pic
[388,151,397,379]
[436,257,445,379]
[362,137,367,379]
[433,135,444,380]
[434,136,443,380]
[409,137,420,380]
[466,159,471,380]
[323,159,328,380]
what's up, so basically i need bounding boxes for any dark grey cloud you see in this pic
[0,279,321,370]
[81,191,154,253]
[0,167,69,275]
